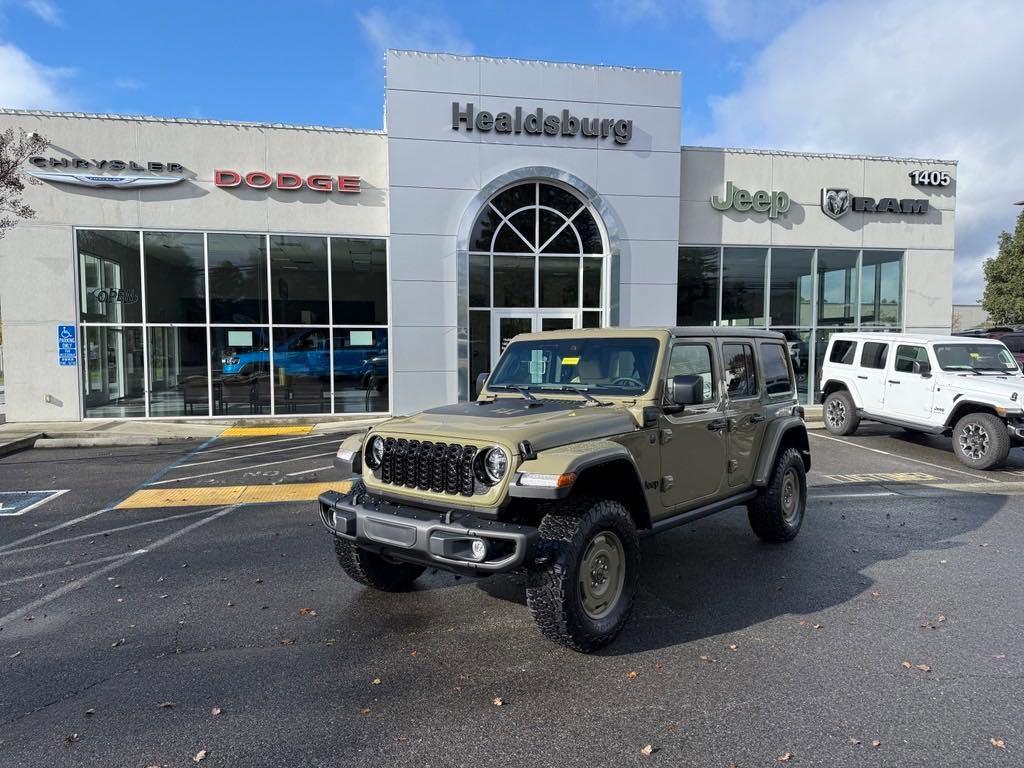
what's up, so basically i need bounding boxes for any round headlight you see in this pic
[365,435,385,469]
[479,446,509,485]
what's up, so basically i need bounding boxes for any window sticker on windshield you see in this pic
[562,356,580,365]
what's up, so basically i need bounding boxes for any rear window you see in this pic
[761,343,794,396]
[1002,335,1024,354]
[861,341,889,369]
[829,339,857,365]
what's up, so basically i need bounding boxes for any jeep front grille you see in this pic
[378,438,478,497]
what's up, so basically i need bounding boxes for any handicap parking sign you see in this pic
[0,490,68,516]
[58,324,78,366]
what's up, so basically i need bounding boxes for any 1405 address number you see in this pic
[909,169,952,187]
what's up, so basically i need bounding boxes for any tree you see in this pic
[982,208,1024,325]
[0,127,48,239]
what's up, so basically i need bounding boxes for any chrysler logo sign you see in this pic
[822,188,929,218]
[452,102,633,145]
[28,155,186,189]
[29,171,184,189]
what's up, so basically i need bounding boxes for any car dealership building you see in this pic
[0,50,957,423]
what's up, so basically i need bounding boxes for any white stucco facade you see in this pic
[0,50,956,423]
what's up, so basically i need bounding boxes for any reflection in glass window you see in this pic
[148,326,209,416]
[666,343,715,401]
[582,258,602,309]
[539,257,579,307]
[772,331,807,399]
[82,326,146,417]
[761,343,794,396]
[469,254,490,308]
[817,249,858,326]
[677,247,720,326]
[769,248,813,327]
[78,230,142,323]
[273,327,331,414]
[470,310,490,398]
[493,255,535,307]
[333,328,388,413]
[271,236,328,325]
[144,231,206,323]
[721,248,766,326]
[722,343,758,398]
[861,250,902,326]
[331,238,387,325]
[208,234,269,324]
[210,326,271,415]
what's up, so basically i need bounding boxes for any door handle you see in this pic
[749,414,766,424]
[888,380,900,384]
[856,375,868,380]
[707,419,727,432]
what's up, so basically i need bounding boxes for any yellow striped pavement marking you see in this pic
[116,480,351,509]
[219,426,314,437]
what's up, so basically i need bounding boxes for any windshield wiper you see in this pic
[539,384,610,406]
[490,384,539,402]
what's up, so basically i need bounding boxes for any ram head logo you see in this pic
[821,188,852,219]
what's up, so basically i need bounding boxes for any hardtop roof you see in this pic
[826,331,1007,346]
[513,326,785,341]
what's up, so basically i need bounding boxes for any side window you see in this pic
[761,343,794,396]
[1002,335,1024,354]
[829,339,858,365]
[722,343,758,399]
[666,344,715,403]
[894,345,928,373]
[861,341,889,369]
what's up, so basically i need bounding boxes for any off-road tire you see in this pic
[747,447,806,543]
[526,497,640,653]
[823,390,860,435]
[951,412,1010,470]
[334,539,425,592]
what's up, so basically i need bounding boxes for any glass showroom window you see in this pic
[466,180,608,398]
[77,229,389,418]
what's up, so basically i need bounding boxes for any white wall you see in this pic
[385,50,682,414]
[0,111,388,422]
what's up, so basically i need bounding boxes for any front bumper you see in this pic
[318,486,538,574]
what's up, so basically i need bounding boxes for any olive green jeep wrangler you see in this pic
[319,327,811,651]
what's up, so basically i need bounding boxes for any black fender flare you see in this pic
[752,417,810,486]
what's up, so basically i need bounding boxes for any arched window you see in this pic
[466,180,608,397]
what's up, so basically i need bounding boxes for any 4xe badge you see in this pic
[821,188,929,218]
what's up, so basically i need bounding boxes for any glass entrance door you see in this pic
[491,310,579,363]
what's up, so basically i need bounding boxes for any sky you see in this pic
[1,0,1021,305]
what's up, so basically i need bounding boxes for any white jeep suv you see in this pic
[819,332,1024,469]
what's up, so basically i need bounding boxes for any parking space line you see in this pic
[809,432,1000,483]
[117,480,350,509]
[176,439,340,468]
[0,505,240,630]
[286,465,334,476]
[191,433,324,455]
[0,552,131,588]
[0,506,116,553]
[0,507,218,556]
[0,489,69,517]
[146,451,337,486]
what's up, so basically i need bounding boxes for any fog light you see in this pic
[471,539,488,562]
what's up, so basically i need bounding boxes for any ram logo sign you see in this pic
[821,188,929,218]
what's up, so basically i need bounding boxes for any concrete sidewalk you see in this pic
[0,415,387,457]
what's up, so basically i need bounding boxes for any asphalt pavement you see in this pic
[0,425,1021,767]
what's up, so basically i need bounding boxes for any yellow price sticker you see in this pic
[562,356,580,365]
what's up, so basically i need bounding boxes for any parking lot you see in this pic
[1,425,1022,767]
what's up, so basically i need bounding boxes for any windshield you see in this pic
[933,343,1019,373]
[488,337,661,396]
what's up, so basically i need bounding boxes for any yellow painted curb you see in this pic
[117,480,351,509]
[219,426,314,437]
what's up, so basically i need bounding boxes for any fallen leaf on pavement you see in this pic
[410,650,417,657]
[279,638,296,646]
[372,678,382,685]
[991,738,1005,749]
[111,638,124,648]
[849,738,861,746]
[654,661,663,670]
[211,707,222,716]
[871,591,881,598]
[812,623,823,630]
[158,701,176,709]
[359,707,371,716]
[915,664,931,672]
[299,607,317,616]
[901,661,913,669]
[699,655,715,663]
[640,744,653,757]
[937,615,946,623]
[84,708,95,717]
[64,733,80,744]
[8,651,21,659]
[193,749,207,762]
[871,740,881,748]
[726,644,738,651]
[626,671,638,680]
[492,697,504,706]
[777,751,793,762]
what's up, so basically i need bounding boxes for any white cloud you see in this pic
[357,7,474,55]
[113,76,143,90]
[697,0,813,41]
[696,0,1024,304]
[22,0,60,25]
[0,41,71,109]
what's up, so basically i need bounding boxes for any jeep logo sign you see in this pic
[710,181,790,219]
[821,188,928,218]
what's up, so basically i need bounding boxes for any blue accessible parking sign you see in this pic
[58,324,78,366]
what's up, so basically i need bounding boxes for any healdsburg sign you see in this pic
[452,102,633,145]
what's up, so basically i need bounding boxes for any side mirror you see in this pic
[912,360,932,377]
[667,374,704,407]
[475,371,490,396]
